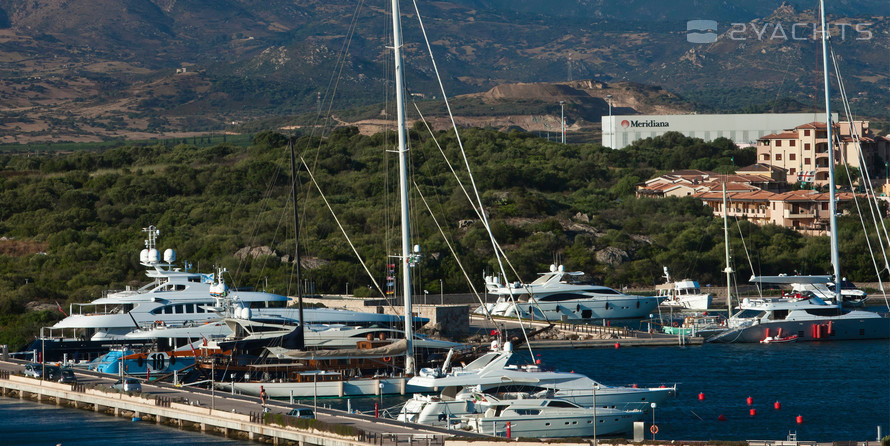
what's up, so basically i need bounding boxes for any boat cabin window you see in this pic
[768,309,789,320]
[539,293,582,302]
[188,276,202,283]
[513,409,541,415]
[546,400,578,408]
[174,304,184,314]
[156,305,172,314]
[592,288,621,295]
[805,308,846,317]
[122,304,134,312]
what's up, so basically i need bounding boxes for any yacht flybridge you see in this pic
[477,264,662,321]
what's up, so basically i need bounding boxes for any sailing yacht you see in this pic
[709,0,890,343]
[707,293,889,343]
[478,264,662,321]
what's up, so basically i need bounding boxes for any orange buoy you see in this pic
[698,392,705,401]
[746,396,753,406]
[718,414,727,421]
[774,401,781,410]
[749,408,757,416]
[796,415,804,424]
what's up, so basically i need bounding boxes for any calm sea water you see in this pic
[3,340,888,443]
[0,397,253,446]
[302,340,890,442]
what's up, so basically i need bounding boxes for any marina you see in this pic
[1,1,888,446]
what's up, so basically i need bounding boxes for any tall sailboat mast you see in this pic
[390,0,415,374]
[722,182,733,320]
[819,0,842,308]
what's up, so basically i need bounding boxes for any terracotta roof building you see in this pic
[756,121,890,186]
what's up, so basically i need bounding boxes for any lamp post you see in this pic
[606,95,613,149]
[650,402,657,440]
[559,101,566,144]
[440,279,443,305]
[346,282,349,296]
[592,383,599,445]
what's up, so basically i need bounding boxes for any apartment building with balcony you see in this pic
[756,121,890,186]
[694,189,854,236]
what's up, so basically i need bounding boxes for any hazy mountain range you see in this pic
[0,0,885,143]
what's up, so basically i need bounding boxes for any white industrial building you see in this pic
[601,113,836,149]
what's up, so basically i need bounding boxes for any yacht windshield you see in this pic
[735,309,765,319]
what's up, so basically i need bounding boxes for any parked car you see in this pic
[287,408,315,419]
[56,369,77,384]
[112,378,142,393]
[43,365,61,381]
[23,363,42,378]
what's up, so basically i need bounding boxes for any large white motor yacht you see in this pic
[477,264,662,321]
[400,341,674,426]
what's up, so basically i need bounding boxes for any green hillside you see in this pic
[0,128,880,348]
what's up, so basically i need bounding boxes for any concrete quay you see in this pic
[0,360,479,446]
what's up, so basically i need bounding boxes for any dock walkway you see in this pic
[0,359,478,446]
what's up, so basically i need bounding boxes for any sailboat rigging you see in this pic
[708,0,890,343]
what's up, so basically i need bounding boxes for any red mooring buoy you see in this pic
[746,396,753,406]
[718,414,727,421]
[749,408,757,417]
[774,401,781,410]
[698,392,705,401]
[614,342,620,349]
[796,415,804,424]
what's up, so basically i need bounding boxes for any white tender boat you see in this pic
[477,264,662,321]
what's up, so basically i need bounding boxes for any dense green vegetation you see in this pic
[0,129,880,349]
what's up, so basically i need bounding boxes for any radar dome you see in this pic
[549,264,557,272]
[163,249,176,263]
[240,307,252,320]
[140,249,149,264]
[147,248,160,263]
